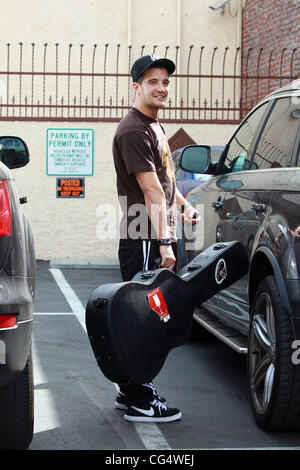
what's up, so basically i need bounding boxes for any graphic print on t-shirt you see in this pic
[160,133,175,182]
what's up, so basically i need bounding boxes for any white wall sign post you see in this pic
[47,129,94,176]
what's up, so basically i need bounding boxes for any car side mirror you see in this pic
[179,145,211,174]
[0,136,30,169]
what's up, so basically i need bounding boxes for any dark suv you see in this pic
[179,79,300,432]
[0,137,35,449]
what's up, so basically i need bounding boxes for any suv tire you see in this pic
[248,276,300,431]
[0,349,34,449]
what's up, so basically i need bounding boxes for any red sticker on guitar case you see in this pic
[147,287,170,322]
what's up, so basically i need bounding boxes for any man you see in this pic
[112,54,198,422]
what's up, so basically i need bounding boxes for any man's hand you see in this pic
[180,204,201,226]
[176,188,200,226]
[159,244,176,270]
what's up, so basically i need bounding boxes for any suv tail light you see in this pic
[0,180,11,236]
[0,314,17,328]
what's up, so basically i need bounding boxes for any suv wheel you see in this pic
[248,276,300,431]
[0,349,34,449]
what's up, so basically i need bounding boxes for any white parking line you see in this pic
[46,267,172,450]
[32,338,61,434]
[49,268,86,331]
[132,423,171,450]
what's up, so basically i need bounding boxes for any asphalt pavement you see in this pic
[30,260,300,451]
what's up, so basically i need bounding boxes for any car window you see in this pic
[224,102,270,172]
[252,97,300,169]
[211,147,224,163]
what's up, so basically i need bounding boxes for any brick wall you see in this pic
[241,0,300,116]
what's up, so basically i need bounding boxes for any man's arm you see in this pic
[135,171,176,270]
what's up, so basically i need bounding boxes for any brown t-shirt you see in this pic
[113,107,177,241]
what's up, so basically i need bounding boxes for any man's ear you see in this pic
[132,82,140,94]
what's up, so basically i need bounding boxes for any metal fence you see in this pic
[0,43,298,124]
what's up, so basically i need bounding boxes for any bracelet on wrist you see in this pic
[157,238,172,246]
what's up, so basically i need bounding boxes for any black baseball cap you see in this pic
[131,54,176,82]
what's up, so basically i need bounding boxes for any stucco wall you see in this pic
[0,0,240,51]
[0,0,241,261]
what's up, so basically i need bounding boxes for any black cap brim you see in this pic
[131,55,176,82]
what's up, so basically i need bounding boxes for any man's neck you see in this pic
[133,103,159,120]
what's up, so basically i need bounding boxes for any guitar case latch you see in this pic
[93,298,108,309]
[141,271,156,279]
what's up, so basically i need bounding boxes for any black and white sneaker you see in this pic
[115,391,129,410]
[124,398,182,423]
[115,383,166,410]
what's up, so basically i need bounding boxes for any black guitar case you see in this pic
[85,241,248,384]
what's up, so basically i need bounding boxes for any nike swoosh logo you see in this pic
[131,406,155,416]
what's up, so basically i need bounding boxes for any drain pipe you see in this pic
[176,0,182,119]
[128,0,132,47]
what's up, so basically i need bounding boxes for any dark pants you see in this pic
[117,238,177,405]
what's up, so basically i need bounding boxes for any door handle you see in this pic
[252,203,267,213]
[212,198,224,210]
[226,212,238,220]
